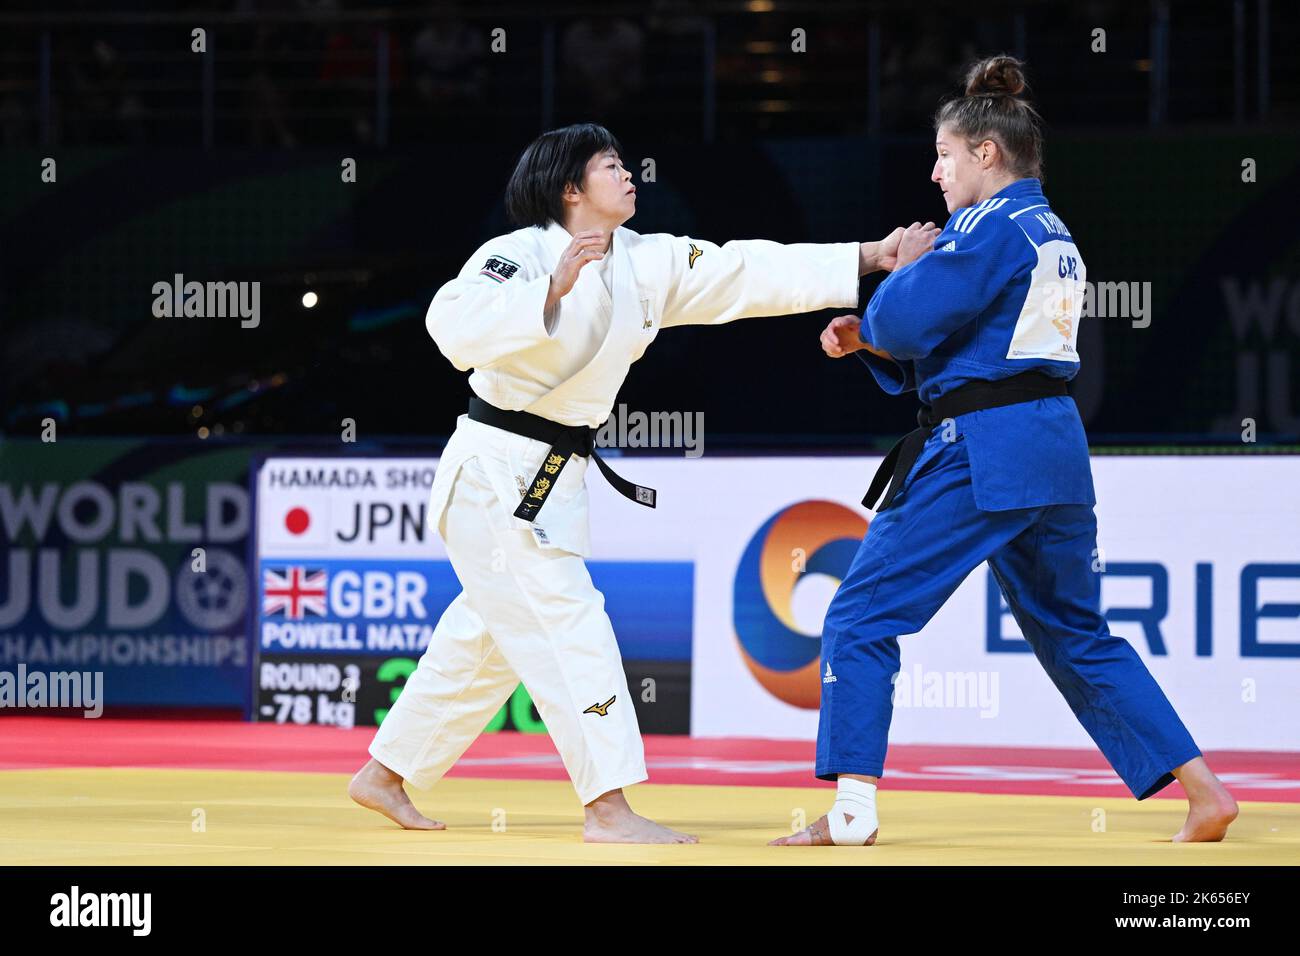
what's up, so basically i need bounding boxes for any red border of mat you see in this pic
[3,717,1297,801]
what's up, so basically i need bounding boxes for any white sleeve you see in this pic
[426,240,555,371]
[657,235,860,329]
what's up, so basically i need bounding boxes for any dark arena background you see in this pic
[0,0,1296,931]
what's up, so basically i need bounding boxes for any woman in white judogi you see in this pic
[350,123,906,843]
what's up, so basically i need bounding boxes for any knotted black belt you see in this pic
[862,370,1070,512]
[467,396,657,522]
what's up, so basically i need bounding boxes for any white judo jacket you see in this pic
[426,219,860,556]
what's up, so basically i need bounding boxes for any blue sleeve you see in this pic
[864,215,1030,361]
[854,341,917,394]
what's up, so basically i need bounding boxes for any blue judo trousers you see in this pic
[816,179,1201,800]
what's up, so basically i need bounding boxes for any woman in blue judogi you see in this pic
[773,57,1239,847]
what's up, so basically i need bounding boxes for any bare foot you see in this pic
[584,814,698,844]
[348,758,445,830]
[1173,799,1238,843]
[583,788,698,844]
[1171,756,1239,843]
[769,813,877,846]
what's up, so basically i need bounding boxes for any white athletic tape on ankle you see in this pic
[828,778,878,845]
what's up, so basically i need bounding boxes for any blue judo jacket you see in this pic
[858,177,1097,512]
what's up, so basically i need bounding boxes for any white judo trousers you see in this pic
[368,219,860,806]
[369,417,647,806]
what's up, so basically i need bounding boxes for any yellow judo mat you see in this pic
[1,768,1295,865]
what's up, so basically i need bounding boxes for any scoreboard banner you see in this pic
[250,456,696,732]
[253,453,1300,750]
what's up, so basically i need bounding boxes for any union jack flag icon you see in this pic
[262,566,328,619]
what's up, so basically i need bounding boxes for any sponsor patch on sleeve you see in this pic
[479,255,521,283]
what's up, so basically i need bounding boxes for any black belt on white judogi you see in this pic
[466,396,657,522]
[862,370,1070,513]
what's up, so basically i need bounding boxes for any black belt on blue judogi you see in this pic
[862,370,1070,513]
[466,396,657,522]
